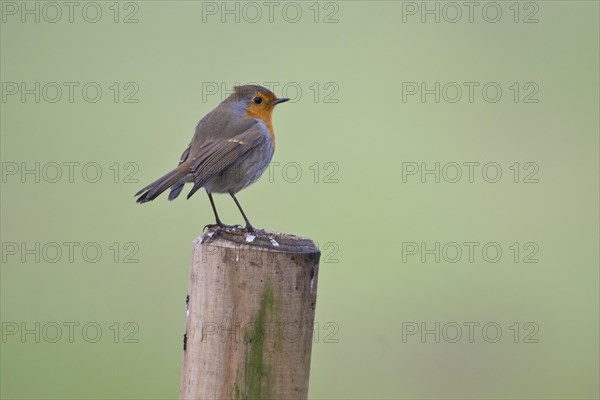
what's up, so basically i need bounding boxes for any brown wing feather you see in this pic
[166,144,192,201]
[185,123,267,198]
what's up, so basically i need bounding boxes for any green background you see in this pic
[1,1,598,399]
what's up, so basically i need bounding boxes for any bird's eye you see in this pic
[253,97,262,104]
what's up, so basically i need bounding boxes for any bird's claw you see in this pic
[203,223,242,232]
[244,225,266,234]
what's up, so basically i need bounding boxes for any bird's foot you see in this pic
[243,224,265,235]
[203,222,242,232]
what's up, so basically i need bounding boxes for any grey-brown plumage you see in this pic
[135,85,289,231]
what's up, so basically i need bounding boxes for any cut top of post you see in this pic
[196,227,320,254]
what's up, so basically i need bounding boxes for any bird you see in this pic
[135,85,289,232]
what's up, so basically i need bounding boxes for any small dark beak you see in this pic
[273,98,289,105]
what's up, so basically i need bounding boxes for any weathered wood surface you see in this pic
[180,228,321,400]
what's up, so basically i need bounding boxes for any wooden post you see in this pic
[180,228,320,400]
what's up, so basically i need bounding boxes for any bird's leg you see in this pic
[230,193,255,233]
[204,192,241,231]
[207,192,222,225]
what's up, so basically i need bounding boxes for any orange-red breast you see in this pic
[135,85,289,232]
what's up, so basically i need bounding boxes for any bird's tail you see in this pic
[135,165,190,204]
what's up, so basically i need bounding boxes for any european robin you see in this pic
[135,85,289,232]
